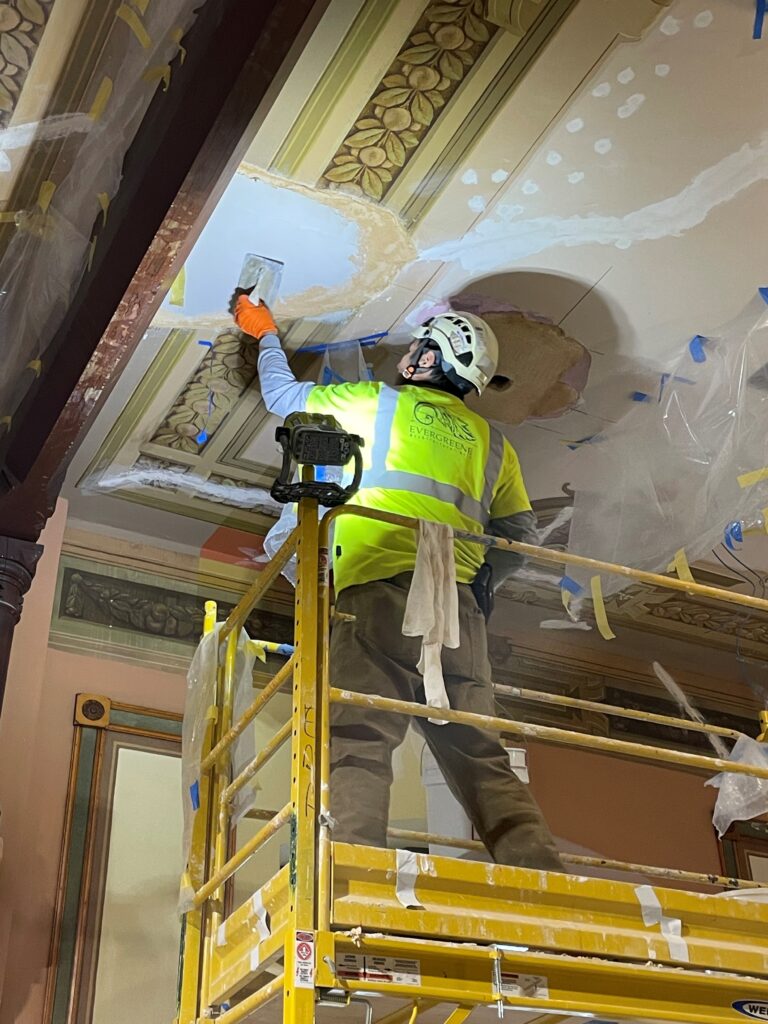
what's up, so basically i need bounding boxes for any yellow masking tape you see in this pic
[764,508,768,533]
[590,576,616,641]
[170,27,187,64]
[169,265,186,307]
[252,641,267,664]
[667,548,694,583]
[89,76,113,121]
[143,64,172,91]
[205,705,218,723]
[38,180,56,213]
[561,589,571,613]
[738,466,768,488]
[133,0,151,12]
[0,211,18,223]
[97,192,110,226]
[0,415,12,430]
[26,359,42,377]
[116,4,152,49]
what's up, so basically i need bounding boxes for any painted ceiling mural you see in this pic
[67,0,768,583]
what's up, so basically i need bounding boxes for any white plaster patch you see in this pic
[567,171,585,184]
[468,194,486,212]
[660,15,682,35]
[521,180,539,195]
[566,117,585,133]
[591,82,611,98]
[655,64,671,77]
[421,137,768,273]
[617,67,635,84]
[546,150,563,166]
[461,168,478,185]
[491,168,509,183]
[615,239,632,250]
[618,94,646,119]
[694,10,713,28]
[0,151,10,172]
[594,138,613,155]
[498,203,524,218]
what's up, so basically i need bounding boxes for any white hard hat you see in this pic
[411,311,499,395]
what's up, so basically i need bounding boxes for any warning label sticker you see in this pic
[294,930,315,989]
[335,954,421,987]
[500,972,549,999]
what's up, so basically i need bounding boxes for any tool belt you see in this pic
[470,562,494,623]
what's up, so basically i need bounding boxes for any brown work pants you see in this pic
[329,574,564,871]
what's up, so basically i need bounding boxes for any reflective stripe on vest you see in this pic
[359,385,504,526]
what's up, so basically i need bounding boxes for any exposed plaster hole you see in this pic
[617,94,645,119]
[488,374,513,392]
[655,64,671,77]
[491,169,509,183]
[617,67,635,85]
[660,15,682,35]
[461,168,478,184]
[546,150,563,166]
[594,138,612,155]
[566,117,585,134]
[591,82,611,98]
[694,10,713,28]
[468,194,486,212]
[521,180,539,195]
[567,171,585,184]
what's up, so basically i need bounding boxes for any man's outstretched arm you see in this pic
[233,292,315,418]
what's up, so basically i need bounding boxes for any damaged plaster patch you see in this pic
[521,180,539,195]
[461,168,478,184]
[468,195,486,212]
[694,10,713,28]
[154,166,415,328]
[567,171,585,184]
[617,67,635,84]
[591,82,611,98]
[594,138,613,155]
[420,137,768,273]
[660,15,682,35]
[655,64,670,77]
[491,169,509,183]
[546,150,563,166]
[566,117,585,133]
[618,94,645,119]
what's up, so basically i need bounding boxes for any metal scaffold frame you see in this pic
[175,498,768,1024]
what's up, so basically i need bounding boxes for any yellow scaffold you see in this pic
[175,497,768,1024]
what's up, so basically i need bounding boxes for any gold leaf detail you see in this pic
[361,168,383,200]
[344,126,385,148]
[410,92,434,126]
[374,86,412,108]
[16,0,45,24]
[324,163,362,183]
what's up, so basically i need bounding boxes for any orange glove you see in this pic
[233,294,278,340]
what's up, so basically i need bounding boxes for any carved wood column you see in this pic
[0,536,43,713]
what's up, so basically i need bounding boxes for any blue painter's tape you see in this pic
[566,434,596,451]
[754,0,766,38]
[689,335,707,363]
[560,575,584,596]
[759,286,768,304]
[198,339,213,349]
[195,429,208,445]
[190,780,200,811]
[277,643,295,656]
[724,520,744,550]
[631,391,650,402]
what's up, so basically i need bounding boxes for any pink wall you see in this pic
[0,504,187,1024]
[528,742,721,874]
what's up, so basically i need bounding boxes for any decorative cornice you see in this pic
[0,0,53,128]
[320,0,498,201]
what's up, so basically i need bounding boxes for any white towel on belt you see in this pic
[402,520,460,725]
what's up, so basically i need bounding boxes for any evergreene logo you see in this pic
[413,402,476,442]
[733,1001,768,1019]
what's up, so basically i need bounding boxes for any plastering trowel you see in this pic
[237,253,284,307]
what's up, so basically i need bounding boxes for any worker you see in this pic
[231,290,564,872]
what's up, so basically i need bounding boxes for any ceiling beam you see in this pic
[0,0,325,539]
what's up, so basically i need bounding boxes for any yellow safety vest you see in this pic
[306,381,531,592]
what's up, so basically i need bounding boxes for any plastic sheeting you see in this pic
[0,1,202,427]
[706,734,768,837]
[568,290,768,596]
[180,623,256,914]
